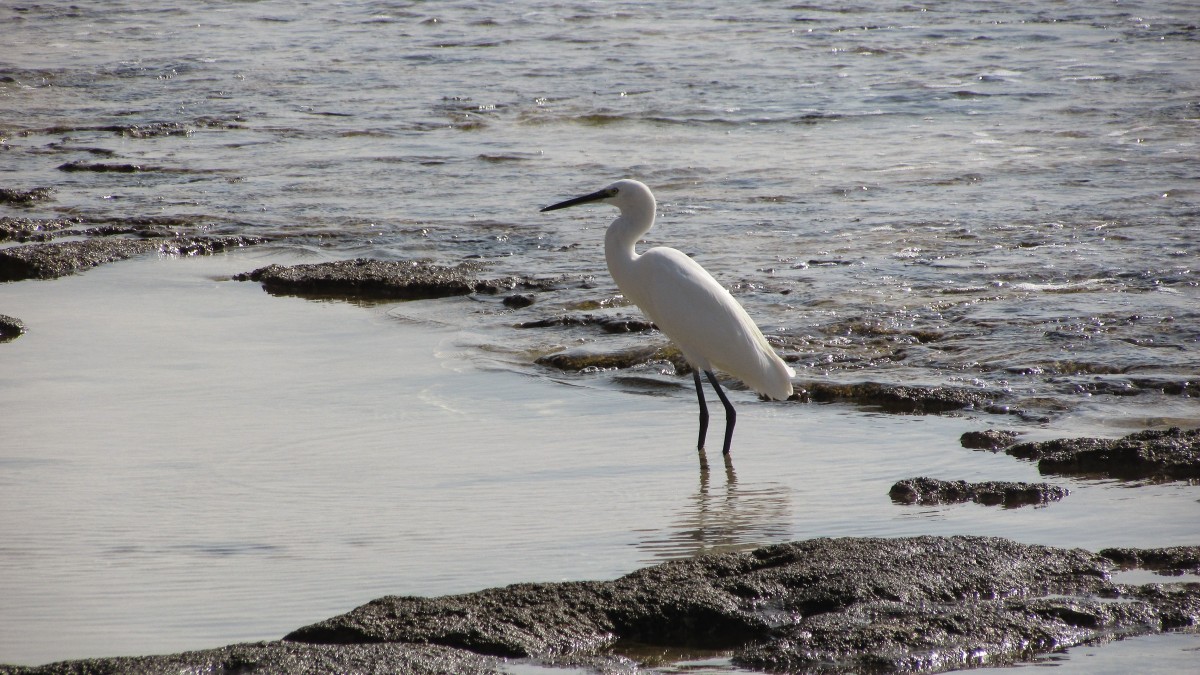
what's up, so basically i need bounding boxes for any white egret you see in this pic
[541,179,794,458]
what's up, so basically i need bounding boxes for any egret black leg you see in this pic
[704,370,737,455]
[693,369,709,452]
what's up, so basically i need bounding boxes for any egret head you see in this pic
[540,179,653,214]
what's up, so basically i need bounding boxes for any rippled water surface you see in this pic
[1,0,1197,669]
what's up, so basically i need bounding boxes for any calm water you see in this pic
[1,0,1197,669]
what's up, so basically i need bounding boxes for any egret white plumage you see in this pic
[541,179,795,458]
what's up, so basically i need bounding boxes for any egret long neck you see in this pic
[604,208,653,286]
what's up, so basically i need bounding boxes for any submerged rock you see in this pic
[5,536,1198,674]
[518,313,655,333]
[56,160,152,173]
[0,314,25,342]
[797,381,995,413]
[235,258,546,301]
[502,293,535,308]
[1007,427,1200,481]
[889,477,1069,507]
[535,343,687,373]
[0,187,53,206]
[0,236,265,282]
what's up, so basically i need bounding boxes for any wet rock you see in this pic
[796,381,995,413]
[1100,546,1200,575]
[56,160,151,173]
[7,536,1200,674]
[598,317,656,333]
[518,313,655,333]
[535,343,686,373]
[889,477,1069,507]
[108,121,196,138]
[0,187,53,206]
[1059,376,1200,398]
[31,119,239,139]
[234,258,542,301]
[282,535,1199,673]
[0,238,152,281]
[164,237,263,257]
[0,640,503,675]
[0,314,25,342]
[960,429,1019,450]
[823,318,944,345]
[0,217,81,243]
[1129,377,1200,397]
[0,236,265,282]
[503,293,535,309]
[736,594,1161,673]
[1006,427,1200,481]
[1115,582,1200,630]
[286,581,617,657]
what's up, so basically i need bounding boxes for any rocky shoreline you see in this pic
[3,222,1199,673]
[3,228,1196,418]
[2,535,1197,674]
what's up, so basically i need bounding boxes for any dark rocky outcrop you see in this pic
[735,593,1179,673]
[56,161,151,173]
[0,217,81,243]
[535,343,687,373]
[0,236,265,282]
[4,536,1198,674]
[518,313,655,333]
[283,536,1198,673]
[0,641,504,675]
[1100,546,1200,575]
[960,429,1019,450]
[502,293,535,308]
[889,477,1069,507]
[234,258,548,301]
[0,314,25,342]
[1007,427,1200,481]
[0,187,53,206]
[795,381,996,413]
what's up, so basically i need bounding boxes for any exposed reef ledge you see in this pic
[234,258,553,301]
[0,642,504,675]
[0,314,25,342]
[0,235,266,282]
[532,347,1006,416]
[795,381,997,414]
[889,477,1069,507]
[1007,427,1200,481]
[3,536,1197,674]
[274,535,1200,673]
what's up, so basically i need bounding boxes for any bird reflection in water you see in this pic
[635,449,793,562]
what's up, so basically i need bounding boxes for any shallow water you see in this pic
[3,0,1198,428]
[1,0,1198,669]
[1,251,1196,667]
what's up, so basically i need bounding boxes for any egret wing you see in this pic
[632,248,793,399]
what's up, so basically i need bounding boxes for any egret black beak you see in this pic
[540,187,614,212]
